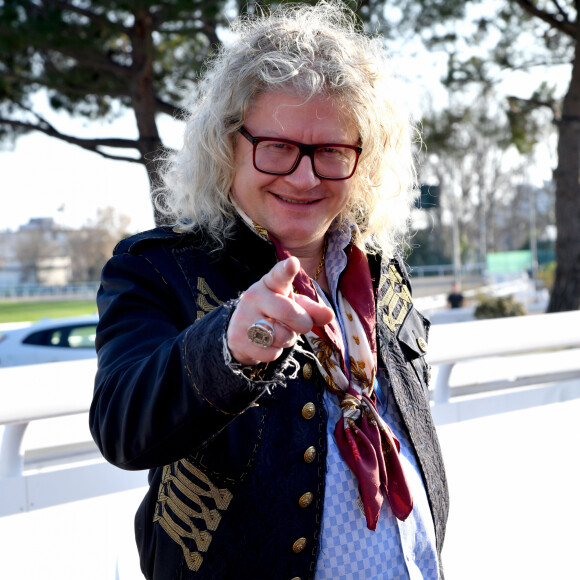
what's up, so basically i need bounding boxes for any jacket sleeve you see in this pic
[89,251,279,471]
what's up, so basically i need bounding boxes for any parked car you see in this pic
[0,314,98,367]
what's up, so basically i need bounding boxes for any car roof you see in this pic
[0,314,99,339]
[31,314,99,327]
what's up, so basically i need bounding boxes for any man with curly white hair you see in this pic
[91,2,448,578]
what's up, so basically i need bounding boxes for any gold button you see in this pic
[416,337,428,353]
[302,363,313,379]
[292,537,307,553]
[298,492,313,508]
[303,446,316,463]
[301,402,316,420]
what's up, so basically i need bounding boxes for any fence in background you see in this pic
[0,282,100,300]
[409,263,486,278]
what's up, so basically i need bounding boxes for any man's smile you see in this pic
[272,192,319,205]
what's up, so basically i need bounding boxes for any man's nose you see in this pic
[284,153,320,188]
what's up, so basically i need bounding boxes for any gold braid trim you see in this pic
[252,222,270,240]
[377,264,412,332]
[153,460,233,572]
[196,277,224,321]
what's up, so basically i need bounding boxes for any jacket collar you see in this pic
[218,216,280,279]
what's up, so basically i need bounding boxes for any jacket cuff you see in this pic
[182,298,298,413]
[222,333,300,394]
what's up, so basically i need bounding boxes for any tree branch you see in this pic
[510,0,576,37]
[505,56,574,71]
[202,19,221,49]
[0,116,143,163]
[507,94,558,116]
[551,0,570,21]
[41,45,131,80]
[19,4,133,80]
[155,98,185,118]
[0,64,128,101]
[14,101,59,130]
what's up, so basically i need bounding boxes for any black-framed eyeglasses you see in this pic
[238,126,362,181]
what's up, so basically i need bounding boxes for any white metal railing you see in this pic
[0,359,147,516]
[428,310,580,424]
[1,310,580,517]
[0,359,97,480]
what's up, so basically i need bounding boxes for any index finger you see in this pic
[262,257,301,297]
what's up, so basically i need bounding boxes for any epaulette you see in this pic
[112,225,201,255]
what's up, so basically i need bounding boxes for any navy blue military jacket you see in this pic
[90,220,449,580]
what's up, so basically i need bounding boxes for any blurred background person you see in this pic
[447,282,466,309]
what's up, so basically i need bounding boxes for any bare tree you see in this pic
[68,207,131,281]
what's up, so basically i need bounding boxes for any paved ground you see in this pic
[408,274,485,299]
[437,397,580,580]
[1,396,578,579]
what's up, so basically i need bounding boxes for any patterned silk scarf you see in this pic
[243,214,413,530]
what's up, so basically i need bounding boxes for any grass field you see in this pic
[0,300,97,324]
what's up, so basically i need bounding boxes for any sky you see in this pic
[0,108,183,234]
[0,20,571,235]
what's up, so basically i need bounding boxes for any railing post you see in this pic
[0,423,28,478]
[433,363,453,405]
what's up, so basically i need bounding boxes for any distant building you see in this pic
[0,218,72,286]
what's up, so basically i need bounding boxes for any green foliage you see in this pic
[537,261,556,291]
[0,300,97,323]
[0,0,323,165]
[396,0,474,39]
[407,227,452,266]
[443,54,493,92]
[420,108,471,153]
[507,83,560,154]
[0,0,225,112]
[0,0,232,154]
[474,294,526,319]
[421,98,513,157]
[423,1,569,155]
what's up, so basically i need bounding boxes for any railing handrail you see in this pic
[1,310,580,427]
[427,310,580,366]
[0,359,96,425]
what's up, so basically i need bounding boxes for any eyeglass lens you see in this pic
[255,140,357,179]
